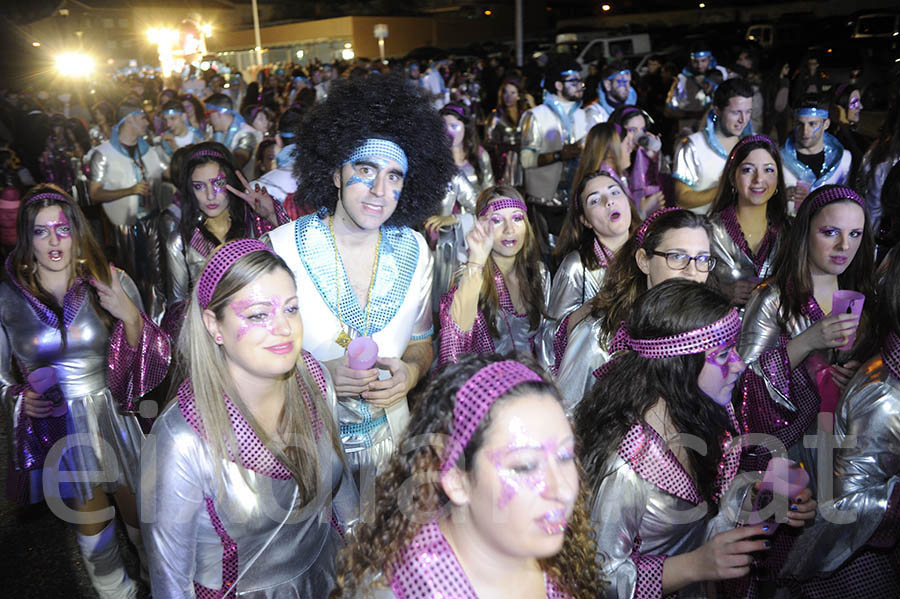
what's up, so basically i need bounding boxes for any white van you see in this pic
[555,31,652,75]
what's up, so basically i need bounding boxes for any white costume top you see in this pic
[519,96,589,205]
[89,139,166,226]
[266,214,433,458]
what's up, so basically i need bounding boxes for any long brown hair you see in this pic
[770,185,875,327]
[593,209,712,338]
[471,186,546,336]
[440,103,486,185]
[555,166,641,270]
[569,122,626,200]
[12,185,113,345]
[707,135,789,231]
[330,353,603,599]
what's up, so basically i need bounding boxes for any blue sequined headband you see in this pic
[795,107,829,119]
[606,69,631,80]
[691,51,712,59]
[344,138,409,176]
[161,108,184,115]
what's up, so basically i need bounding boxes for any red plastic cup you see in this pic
[832,290,865,350]
[347,337,378,370]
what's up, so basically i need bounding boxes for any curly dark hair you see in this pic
[331,352,602,599]
[291,72,455,228]
[577,279,736,506]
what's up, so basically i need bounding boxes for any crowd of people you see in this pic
[0,39,899,599]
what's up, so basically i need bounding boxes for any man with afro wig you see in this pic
[265,72,455,489]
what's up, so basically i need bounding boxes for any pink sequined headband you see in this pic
[191,149,227,161]
[609,307,741,358]
[634,207,680,245]
[805,185,864,214]
[440,361,543,478]
[478,197,528,217]
[25,191,71,207]
[196,239,273,309]
[729,134,777,158]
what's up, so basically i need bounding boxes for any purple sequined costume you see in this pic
[384,520,571,598]
[0,257,171,504]
[438,263,549,367]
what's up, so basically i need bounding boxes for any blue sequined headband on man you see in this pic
[343,138,409,176]
[794,107,830,120]
[606,69,631,81]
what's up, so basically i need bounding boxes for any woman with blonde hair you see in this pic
[0,184,171,598]
[143,239,357,597]
[438,186,550,366]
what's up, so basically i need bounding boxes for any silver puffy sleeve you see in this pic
[536,252,587,373]
[671,136,701,189]
[163,222,190,304]
[477,147,495,190]
[518,111,541,170]
[89,150,108,183]
[555,316,610,414]
[410,234,434,341]
[590,458,659,599]
[781,362,900,578]
[141,409,206,598]
[738,284,782,367]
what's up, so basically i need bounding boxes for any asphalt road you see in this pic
[0,424,150,598]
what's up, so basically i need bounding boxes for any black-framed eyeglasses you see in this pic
[649,250,717,272]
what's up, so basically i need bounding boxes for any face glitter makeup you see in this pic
[35,208,72,239]
[230,293,288,340]
[488,417,576,510]
[536,509,568,535]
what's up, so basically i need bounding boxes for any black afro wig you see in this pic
[291,72,455,228]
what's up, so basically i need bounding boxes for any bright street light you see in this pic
[55,52,95,78]
[601,4,612,12]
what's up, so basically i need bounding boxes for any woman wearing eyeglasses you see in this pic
[706,135,789,308]
[556,208,716,410]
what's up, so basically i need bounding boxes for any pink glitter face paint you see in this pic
[487,417,576,511]
[35,208,73,239]
[209,171,227,199]
[229,293,296,340]
[705,344,742,378]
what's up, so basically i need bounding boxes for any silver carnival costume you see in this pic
[431,149,494,313]
[777,332,900,596]
[89,115,169,319]
[708,208,781,301]
[267,214,433,477]
[437,263,551,367]
[143,353,358,598]
[737,283,844,490]
[1,258,170,504]
[484,108,523,186]
[538,240,613,375]
[555,313,612,413]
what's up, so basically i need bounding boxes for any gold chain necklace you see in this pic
[329,215,382,348]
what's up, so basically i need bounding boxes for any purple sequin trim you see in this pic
[189,228,216,259]
[196,239,273,309]
[177,351,325,479]
[440,361,542,476]
[881,332,900,383]
[107,311,171,413]
[477,197,528,217]
[806,185,864,214]
[634,207,679,246]
[609,308,742,359]
[630,539,668,599]
[594,238,614,267]
[193,496,238,598]
[618,422,703,505]
[720,206,778,276]
[4,254,87,329]
[550,312,572,375]
[389,520,571,598]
